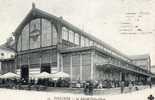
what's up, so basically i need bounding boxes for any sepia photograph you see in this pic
[0,0,155,100]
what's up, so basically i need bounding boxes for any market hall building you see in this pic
[14,4,152,82]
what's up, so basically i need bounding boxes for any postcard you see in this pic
[0,0,154,100]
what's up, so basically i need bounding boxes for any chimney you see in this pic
[32,2,36,9]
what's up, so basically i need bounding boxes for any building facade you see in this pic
[0,44,15,74]
[0,45,15,60]
[130,54,151,72]
[14,5,151,82]
[151,65,155,74]
[0,58,15,74]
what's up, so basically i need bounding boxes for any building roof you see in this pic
[0,58,15,62]
[0,44,15,53]
[129,54,150,60]
[13,5,130,61]
[13,4,150,63]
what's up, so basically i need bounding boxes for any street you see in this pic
[0,86,154,100]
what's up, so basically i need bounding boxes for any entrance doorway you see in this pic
[41,63,51,73]
[121,73,125,81]
[21,65,29,81]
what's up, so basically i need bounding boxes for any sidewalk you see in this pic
[0,86,154,100]
[45,85,150,95]
[94,85,149,95]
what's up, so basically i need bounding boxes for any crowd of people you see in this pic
[79,79,152,95]
[0,78,70,90]
[0,78,153,95]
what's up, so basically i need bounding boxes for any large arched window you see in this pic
[42,19,51,47]
[22,24,29,50]
[17,18,59,51]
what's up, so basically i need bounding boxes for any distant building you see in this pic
[0,58,15,74]
[151,65,155,74]
[0,38,15,74]
[130,54,151,72]
[0,45,15,59]
[13,4,152,82]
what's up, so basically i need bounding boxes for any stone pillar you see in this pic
[19,56,22,76]
[0,61,1,74]
[60,55,63,72]
[56,17,62,45]
[39,54,42,73]
[50,51,52,73]
[90,52,94,80]
[40,18,42,73]
[14,56,17,74]
[57,52,60,72]
[120,72,122,81]
[80,54,82,81]
[28,55,30,78]
[70,55,73,81]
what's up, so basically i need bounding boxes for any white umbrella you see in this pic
[50,72,70,87]
[51,71,70,78]
[0,72,20,79]
[31,72,51,79]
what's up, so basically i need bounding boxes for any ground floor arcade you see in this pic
[16,47,150,82]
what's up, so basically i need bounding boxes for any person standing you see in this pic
[128,81,132,92]
[120,81,125,93]
[147,77,152,89]
[83,81,89,95]
[149,81,152,89]
[89,81,94,95]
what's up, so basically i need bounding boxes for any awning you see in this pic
[0,72,20,79]
[96,63,150,76]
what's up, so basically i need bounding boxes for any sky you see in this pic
[0,0,154,65]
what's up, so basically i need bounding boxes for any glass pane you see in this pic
[82,54,91,80]
[21,54,28,65]
[75,33,79,45]
[42,19,52,47]
[41,50,50,63]
[81,36,85,47]
[85,38,90,47]
[29,52,40,64]
[22,24,29,50]
[69,30,74,43]
[51,50,57,67]
[72,55,80,80]
[63,55,70,75]
[30,18,41,49]
[90,40,93,46]
[52,25,57,45]
[62,27,68,40]
[30,19,40,32]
